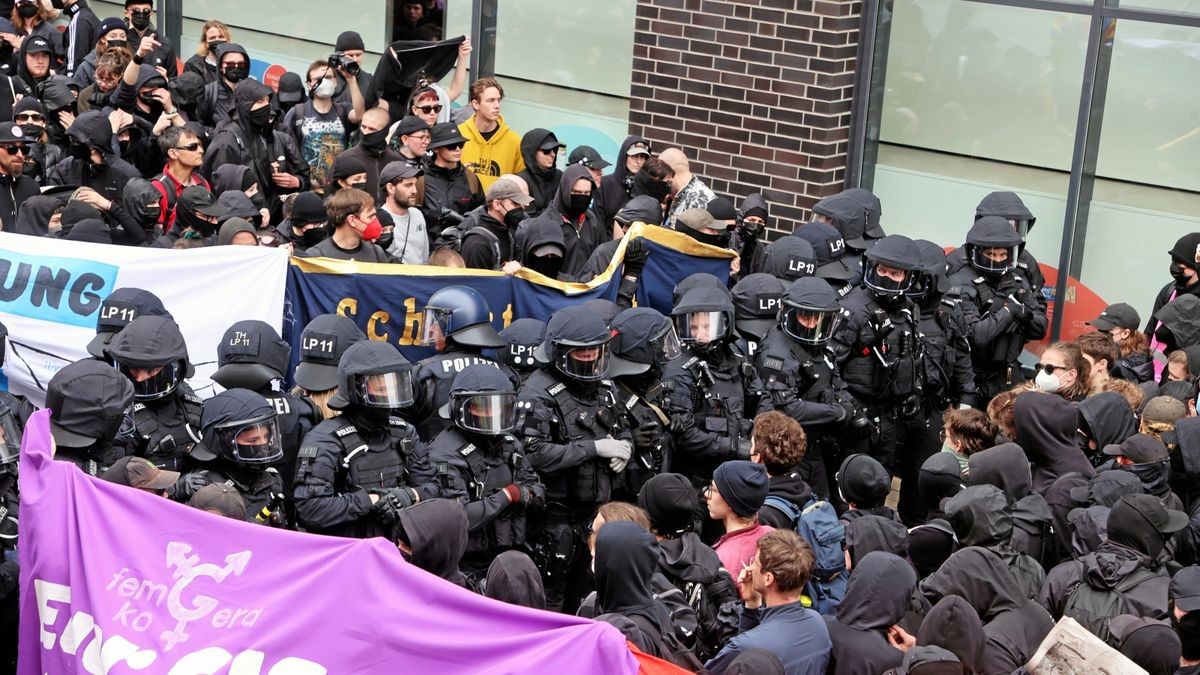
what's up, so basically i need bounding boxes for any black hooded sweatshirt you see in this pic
[520,164,604,280]
[515,128,562,218]
[594,521,674,655]
[195,43,248,130]
[12,194,59,236]
[656,531,740,653]
[47,111,141,208]
[825,551,916,675]
[915,595,986,675]
[594,135,648,227]
[512,199,567,277]
[483,550,545,610]
[1040,539,1170,626]
[759,470,815,531]
[1013,392,1095,494]
[921,546,1054,675]
[395,498,471,589]
[1078,392,1139,464]
[943,486,1045,601]
[969,443,1055,566]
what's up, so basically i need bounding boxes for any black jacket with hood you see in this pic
[594,134,647,228]
[47,111,141,205]
[942,485,1045,601]
[594,521,675,657]
[457,204,512,271]
[1078,392,1139,464]
[1170,418,1200,566]
[395,498,471,589]
[515,128,562,218]
[914,595,986,675]
[195,43,246,130]
[483,550,545,609]
[1013,392,1095,494]
[0,156,40,233]
[1040,540,1171,625]
[656,531,740,655]
[759,470,815,531]
[921,546,1054,675]
[512,195,567,277]
[16,30,56,92]
[969,443,1055,566]
[12,194,59,236]
[523,164,605,280]
[824,551,916,675]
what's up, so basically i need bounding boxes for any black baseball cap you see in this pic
[1171,566,1200,612]
[0,121,27,145]
[379,161,423,185]
[24,36,52,55]
[428,122,468,150]
[1088,303,1140,331]
[394,115,431,138]
[1102,433,1170,464]
[567,145,610,170]
[1115,493,1188,535]
[179,186,229,218]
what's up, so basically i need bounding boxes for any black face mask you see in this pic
[138,90,160,105]
[526,254,563,279]
[502,206,525,229]
[299,226,327,248]
[376,232,394,250]
[360,129,387,154]
[223,66,247,83]
[248,190,265,210]
[118,139,132,155]
[349,181,367,192]
[176,207,215,237]
[106,39,128,50]
[128,10,151,31]
[18,123,40,139]
[564,193,591,220]
[874,291,908,311]
[683,228,730,249]
[143,206,161,225]
[70,142,94,162]
[17,4,39,19]
[1173,610,1200,661]
[1171,261,1194,290]
[247,105,273,130]
[1155,324,1176,353]
[635,172,670,201]
[207,40,225,54]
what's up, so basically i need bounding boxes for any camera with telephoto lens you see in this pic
[328,53,360,77]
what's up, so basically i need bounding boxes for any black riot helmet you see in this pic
[780,277,842,346]
[908,239,951,301]
[86,287,173,359]
[813,191,869,251]
[795,221,856,283]
[211,320,291,391]
[535,305,612,382]
[841,188,885,241]
[328,340,415,410]
[731,273,787,341]
[672,284,736,350]
[861,234,920,297]
[975,191,1035,242]
[610,307,682,378]
[106,316,194,402]
[441,364,517,436]
[498,318,546,374]
[965,216,1023,276]
[671,272,729,308]
[190,388,282,465]
[420,285,506,351]
[293,313,367,393]
[762,235,817,282]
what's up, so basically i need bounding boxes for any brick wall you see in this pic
[628,0,862,238]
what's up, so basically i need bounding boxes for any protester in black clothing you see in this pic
[593,135,649,227]
[0,121,38,231]
[123,0,175,80]
[516,128,562,218]
[459,176,529,270]
[824,551,917,675]
[194,43,249,130]
[421,121,483,239]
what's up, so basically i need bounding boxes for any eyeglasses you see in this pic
[415,104,443,114]
[938,429,950,443]
[1,145,28,156]
[14,113,43,123]
[1035,363,1069,375]
[174,143,202,152]
[407,133,430,142]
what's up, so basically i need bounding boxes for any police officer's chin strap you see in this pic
[345,405,393,435]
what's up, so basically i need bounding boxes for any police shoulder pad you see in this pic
[183,393,203,406]
[298,446,319,459]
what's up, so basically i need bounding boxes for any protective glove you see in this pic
[633,421,660,448]
[1004,296,1027,321]
[736,218,762,243]
[369,488,407,528]
[734,436,752,461]
[594,437,632,462]
[834,401,855,424]
[623,237,648,278]
[609,457,629,474]
[502,484,528,504]
[169,472,209,501]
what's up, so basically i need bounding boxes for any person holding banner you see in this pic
[304,187,392,262]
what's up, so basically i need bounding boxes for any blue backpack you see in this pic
[763,494,849,615]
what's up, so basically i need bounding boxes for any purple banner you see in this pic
[16,409,639,674]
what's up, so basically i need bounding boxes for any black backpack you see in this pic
[432,224,501,270]
[627,612,706,672]
[1061,564,1161,643]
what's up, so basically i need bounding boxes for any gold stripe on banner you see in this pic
[289,223,737,295]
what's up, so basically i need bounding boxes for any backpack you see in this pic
[432,224,502,270]
[1061,564,1161,643]
[763,494,849,615]
[676,567,739,660]
[627,612,707,672]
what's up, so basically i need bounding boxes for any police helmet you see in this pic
[440,364,517,435]
[861,234,920,296]
[965,216,1023,275]
[731,273,786,340]
[795,222,855,282]
[211,320,291,391]
[813,192,869,251]
[293,314,367,392]
[671,272,730,308]
[762,236,817,282]
[535,305,612,382]
[672,285,736,348]
[106,316,193,402]
[780,277,842,346]
[498,318,546,372]
[86,287,173,359]
[191,388,282,465]
[328,340,415,410]
[908,239,951,300]
[610,307,681,378]
[975,191,1035,241]
[420,286,505,350]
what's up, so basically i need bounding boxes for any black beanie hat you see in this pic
[638,473,697,536]
[712,460,769,518]
[837,454,891,509]
[335,31,365,52]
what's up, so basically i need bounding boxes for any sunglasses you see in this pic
[537,147,558,156]
[442,143,464,151]
[1,145,28,156]
[14,113,43,123]
[1035,363,1069,375]
[174,143,202,152]
[415,104,443,114]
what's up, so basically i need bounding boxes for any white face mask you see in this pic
[315,79,336,98]
[1035,369,1061,393]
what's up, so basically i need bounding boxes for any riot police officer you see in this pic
[411,286,513,441]
[293,340,430,538]
[663,282,772,489]
[211,320,321,498]
[496,318,546,387]
[761,235,817,284]
[947,216,1047,403]
[424,365,545,577]
[186,388,288,526]
[85,287,173,360]
[755,277,860,501]
[795,221,858,296]
[895,240,977,524]
[609,307,682,495]
[830,234,926,474]
[731,273,786,359]
[292,313,368,419]
[952,191,1046,311]
[517,304,633,611]
[107,316,204,481]
[46,359,136,477]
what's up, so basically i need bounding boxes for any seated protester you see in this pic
[1170,567,1200,674]
[1077,390,1139,467]
[48,111,141,214]
[46,359,135,477]
[194,43,249,130]
[943,485,1045,601]
[1078,329,1121,395]
[639,472,740,659]
[274,190,326,248]
[0,121,40,232]
[836,454,907,568]
[939,408,996,476]
[13,98,61,185]
[1103,434,1184,512]
[512,207,567,279]
[101,456,179,498]
[1032,341,1091,402]
[283,59,364,192]
[393,499,472,589]
[455,176,530,271]
[152,185,228,248]
[12,194,62,237]
[708,460,774,584]
[912,595,986,675]
[577,195,662,283]
[496,318,545,387]
[907,453,963,580]
[1088,303,1154,383]
[922,546,1054,674]
[824,552,917,675]
[216,217,257,246]
[706,530,832,675]
[1040,494,1186,639]
[16,34,54,93]
[65,217,112,244]
[72,17,129,90]
[421,122,485,241]
[304,188,390,262]
[183,19,232,86]
[112,62,183,176]
[202,79,309,221]
[969,443,1055,568]
[1013,391,1096,494]
[152,125,211,231]
[1108,615,1182,675]
[515,128,563,218]
[521,164,605,280]
[483,550,546,610]
[188,483,246,520]
[77,50,128,113]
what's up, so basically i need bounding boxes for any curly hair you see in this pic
[1100,377,1144,411]
[987,384,1034,440]
[751,411,807,475]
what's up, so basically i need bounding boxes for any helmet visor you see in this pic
[556,341,611,381]
[452,392,517,435]
[674,311,729,344]
[118,360,181,401]
[651,323,683,362]
[357,370,415,408]
[906,271,931,299]
[217,415,283,465]
[970,244,1018,274]
[420,307,453,348]
[0,410,19,465]
[782,307,840,345]
[1010,218,1032,240]
[863,263,913,295]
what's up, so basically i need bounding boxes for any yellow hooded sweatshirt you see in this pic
[458,114,525,190]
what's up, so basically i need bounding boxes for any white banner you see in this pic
[0,233,289,406]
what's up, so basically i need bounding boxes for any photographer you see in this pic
[330,31,378,112]
[283,59,365,191]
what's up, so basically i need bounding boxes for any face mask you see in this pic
[177,207,215,237]
[358,216,382,242]
[684,228,730,249]
[1035,369,1061,393]
[502,206,525,229]
[349,181,367,192]
[207,40,225,54]
[1155,325,1176,350]
[128,10,151,31]
[223,66,247,83]
[118,139,131,155]
[1173,610,1200,661]
[1171,261,1193,289]
[138,91,159,105]
[70,142,93,162]
[248,190,265,210]
[17,4,39,19]
[248,106,273,129]
[18,123,40,139]
[314,79,336,98]
[143,206,161,224]
[360,128,387,153]
[106,39,128,50]
[527,254,563,279]
[376,232,394,250]
[564,193,591,220]
[638,175,670,201]
[299,227,327,247]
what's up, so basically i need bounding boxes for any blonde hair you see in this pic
[293,386,339,420]
[196,20,232,57]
